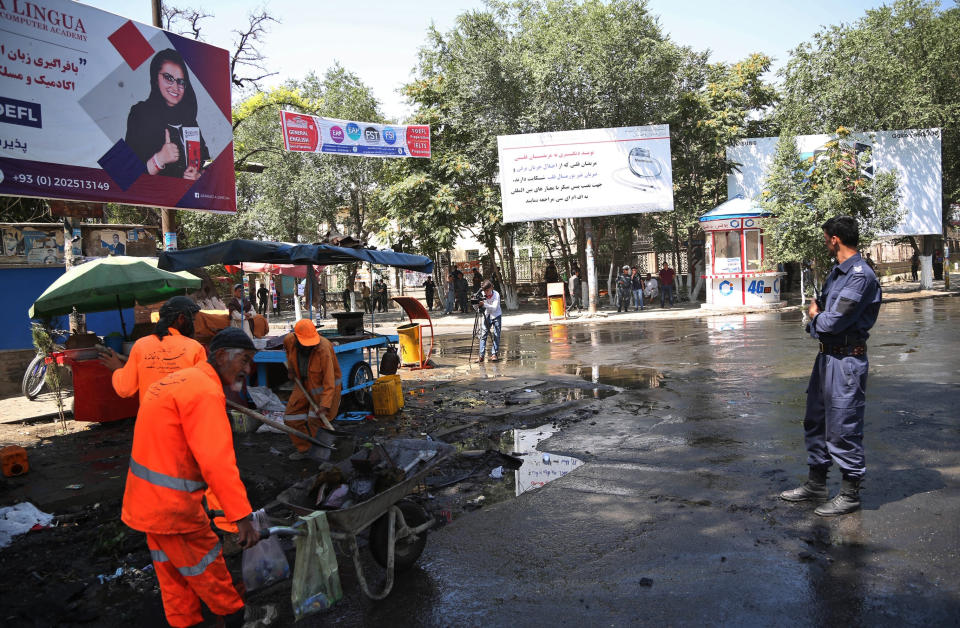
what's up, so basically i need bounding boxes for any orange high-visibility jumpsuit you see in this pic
[122,363,251,627]
[111,328,206,403]
[110,329,234,531]
[283,333,342,452]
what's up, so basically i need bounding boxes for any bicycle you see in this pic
[22,327,68,400]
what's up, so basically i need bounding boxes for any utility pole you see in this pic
[152,0,177,251]
[584,217,598,315]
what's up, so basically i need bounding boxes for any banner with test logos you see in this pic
[280,110,430,159]
[0,0,235,212]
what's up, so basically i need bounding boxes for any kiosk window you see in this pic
[713,231,742,273]
[745,231,763,271]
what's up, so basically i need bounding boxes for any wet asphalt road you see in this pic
[318,297,960,626]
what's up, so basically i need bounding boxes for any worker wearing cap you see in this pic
[122,328,259,628]
[283,319,341,461]
[100,295,206,403]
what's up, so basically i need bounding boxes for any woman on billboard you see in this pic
[125,49,208,180]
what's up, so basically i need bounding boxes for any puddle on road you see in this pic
[563,364,663,389]
[456,424,584,501]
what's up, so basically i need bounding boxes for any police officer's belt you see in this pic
[818,342,866,357]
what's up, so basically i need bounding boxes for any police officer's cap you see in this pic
[209,327,256,353]
[159,295,200,318]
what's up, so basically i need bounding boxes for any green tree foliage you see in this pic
[183,65,387,260]
[669,54,777,255]
[777,0,960,226]
[761,129,902,276]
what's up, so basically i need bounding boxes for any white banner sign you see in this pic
[497,125,673,223]
[280,110,430,158]
[727,129,943,236]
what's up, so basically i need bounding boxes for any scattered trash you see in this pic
[255,411,287,434]
[269,447,282,456]
[334,411,371,422]
[0,503,56,547]
[65,484,84,490]
[489,466,504,479]
[468,495,485,506]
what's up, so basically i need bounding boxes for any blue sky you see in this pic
[84,0,906,121]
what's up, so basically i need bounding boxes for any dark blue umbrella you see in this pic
[158,239,433,274]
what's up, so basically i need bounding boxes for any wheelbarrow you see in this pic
[261,439,454,600]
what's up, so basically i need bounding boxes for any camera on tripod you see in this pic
[469,289,484,310]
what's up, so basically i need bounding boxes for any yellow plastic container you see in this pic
[378,374,404,409]
[372,376,403,416]
[397,323,423,366]
[548,295,566,319]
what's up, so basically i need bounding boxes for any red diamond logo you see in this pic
[108,21,154,70]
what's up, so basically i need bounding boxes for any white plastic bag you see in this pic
[242,509,290,591]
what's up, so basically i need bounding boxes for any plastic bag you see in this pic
[291,511,342,620]
[242,509,290,592]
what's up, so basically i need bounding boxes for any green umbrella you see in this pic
[29,256,201,337]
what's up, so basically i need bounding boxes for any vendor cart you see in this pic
[263,439,454,600]
[252,333,399,407]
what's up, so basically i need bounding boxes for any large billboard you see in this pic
[727,129,942,236]
[280,111,430,158]
[497,125,673,223]
[0,1,236,212]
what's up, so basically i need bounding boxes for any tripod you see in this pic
[466,290,485,362]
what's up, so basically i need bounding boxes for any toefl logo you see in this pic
[0,96,42,128]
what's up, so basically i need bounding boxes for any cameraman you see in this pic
[475,280,502,363]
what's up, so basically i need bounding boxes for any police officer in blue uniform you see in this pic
[780,216,881,516]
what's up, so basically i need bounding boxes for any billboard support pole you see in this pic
[152,0,177,251]
[584,217,598,315]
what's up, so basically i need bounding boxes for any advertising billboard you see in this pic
[0,0,236,212]
[727,129,942,236]
[497,124,673,223]
[280,110,430,158]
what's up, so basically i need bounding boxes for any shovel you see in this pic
[226,400,334,450]
[292,378,336,431]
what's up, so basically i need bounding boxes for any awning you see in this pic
[158,239,433,274]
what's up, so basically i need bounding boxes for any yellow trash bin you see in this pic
[396,323,423,366]
[548,295,566,319]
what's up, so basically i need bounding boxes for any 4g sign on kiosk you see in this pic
[0,0,237,213]
[280,110,430,159]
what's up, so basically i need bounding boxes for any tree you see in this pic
[777,0,960,237]
[668,53,777,285]
[761,129,902,282]
[386,0,690,308]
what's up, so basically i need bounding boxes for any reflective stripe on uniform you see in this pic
[309,386,324,396]
[150,542,222,577]
[129,458,207,493]
[178,541,222,577]
[285,413,308,421]
[151,548,169,563]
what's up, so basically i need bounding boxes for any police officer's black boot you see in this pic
[779,466,829,502]
[815,476,861,516]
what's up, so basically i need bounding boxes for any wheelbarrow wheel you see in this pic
[370,499,429,572]
[22,354,47,400]
[349,361,374,408]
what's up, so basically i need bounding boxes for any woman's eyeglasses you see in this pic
[160,72,186,89]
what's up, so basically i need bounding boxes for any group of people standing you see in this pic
[359,280,391,314]
[442,267,488,315]
[614,262,677,312]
